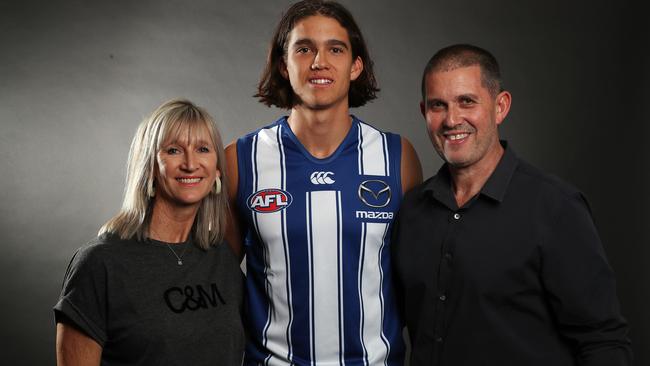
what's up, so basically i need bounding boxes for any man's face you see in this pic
[420,65,510,169]
[282,15,363,110]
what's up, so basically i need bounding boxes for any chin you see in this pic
[173,194,209,207]
[444,155,473,168]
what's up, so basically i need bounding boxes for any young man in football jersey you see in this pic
[225,1,422,364]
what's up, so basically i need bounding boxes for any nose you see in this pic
[310,50,329,70]
[181,150,198,171]
[444,105,462,128]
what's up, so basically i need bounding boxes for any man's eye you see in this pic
[331,47,343,54]
[460,98,476,105]
[297,47,310,53]
[429,101,445,109]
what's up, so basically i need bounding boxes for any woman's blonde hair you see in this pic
[99,99,229,249]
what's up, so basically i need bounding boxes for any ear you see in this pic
[279,59,289,80]
[494,91,512,126]
[350,56,364,81]
[420,101,426,118]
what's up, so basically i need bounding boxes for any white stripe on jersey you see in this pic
[358,122,389,176]
[253,125,294,365]
[359,222,391,365]
[305,192,315,366]
[308,190,344,364]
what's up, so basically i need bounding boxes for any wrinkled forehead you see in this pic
[159,118,215,147]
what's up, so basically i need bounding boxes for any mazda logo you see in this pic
[358,180,391,208]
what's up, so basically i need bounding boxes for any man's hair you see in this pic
[421,44,503,100]
[99,99,229,250]
[256,0,379,109]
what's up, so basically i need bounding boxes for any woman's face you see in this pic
[154,123,219,210]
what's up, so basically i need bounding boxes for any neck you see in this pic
[287,103,353,159]
[148,199,198,243]
[449,141,504,208]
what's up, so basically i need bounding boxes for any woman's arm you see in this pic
[56,322,101,366]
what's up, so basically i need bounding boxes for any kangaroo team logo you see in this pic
[247,189,293,213]
[358,180,391,208]
[310,171,335,184]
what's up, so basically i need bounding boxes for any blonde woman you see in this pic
[54,99,244,366]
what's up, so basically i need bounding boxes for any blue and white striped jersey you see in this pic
[237,116,405,366]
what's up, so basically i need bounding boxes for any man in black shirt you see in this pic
[392,44,632,366]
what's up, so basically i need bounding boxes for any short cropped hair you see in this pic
[421,44,503,99]
[99,99,229,250]
[256,0,379,109]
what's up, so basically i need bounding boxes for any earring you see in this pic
[214,177,221,195]
[148,184,155,198]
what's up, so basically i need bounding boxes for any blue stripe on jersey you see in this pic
[379,224,391,365]
[381,133,390,177]
[358,222,369,366]
[239,116,405,366]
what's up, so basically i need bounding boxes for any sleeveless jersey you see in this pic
[237,116,405,366]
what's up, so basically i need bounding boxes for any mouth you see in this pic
[447,133,469,141]
[309,78,333,85]
[176,177,202,185]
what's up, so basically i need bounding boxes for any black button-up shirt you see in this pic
[392,142,631,366]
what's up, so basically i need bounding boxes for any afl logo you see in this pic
[247,189,293,213]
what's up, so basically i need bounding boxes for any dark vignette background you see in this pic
[0,0,647,364]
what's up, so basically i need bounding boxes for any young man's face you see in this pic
[282,15,363,111]
[420,65,510,169]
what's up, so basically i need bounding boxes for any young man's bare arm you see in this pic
[56,322,101,366]
[224,142,244,261]
[400,136,423,194]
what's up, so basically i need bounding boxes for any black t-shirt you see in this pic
[54,233,245,366]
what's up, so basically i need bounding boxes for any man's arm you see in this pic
[542,192,632,365]
[56,322,101,366]
[224,141,244,261]
[400,137,423,194]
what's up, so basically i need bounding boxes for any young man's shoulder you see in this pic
[237,116,287,142]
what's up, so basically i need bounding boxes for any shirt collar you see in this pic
[422,141,519,207]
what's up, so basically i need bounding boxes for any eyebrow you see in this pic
[456,93,479,100]
[164,138,214,147]
[291,38,350,49]
[425,98,446,107]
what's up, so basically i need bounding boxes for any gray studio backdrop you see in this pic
[1,0,647,364]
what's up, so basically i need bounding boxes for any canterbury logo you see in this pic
[310,171,335,185]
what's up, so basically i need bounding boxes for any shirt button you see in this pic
[445,252,453,261]
[453,213,461,220]
[439,294,447,301]
[435,336,444,343]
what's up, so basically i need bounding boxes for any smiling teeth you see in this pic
[448,133,468,140]
[177,178,201,183]
[310,78,332,84]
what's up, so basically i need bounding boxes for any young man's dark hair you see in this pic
[256,0,379,108]
[421,43,503,99]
